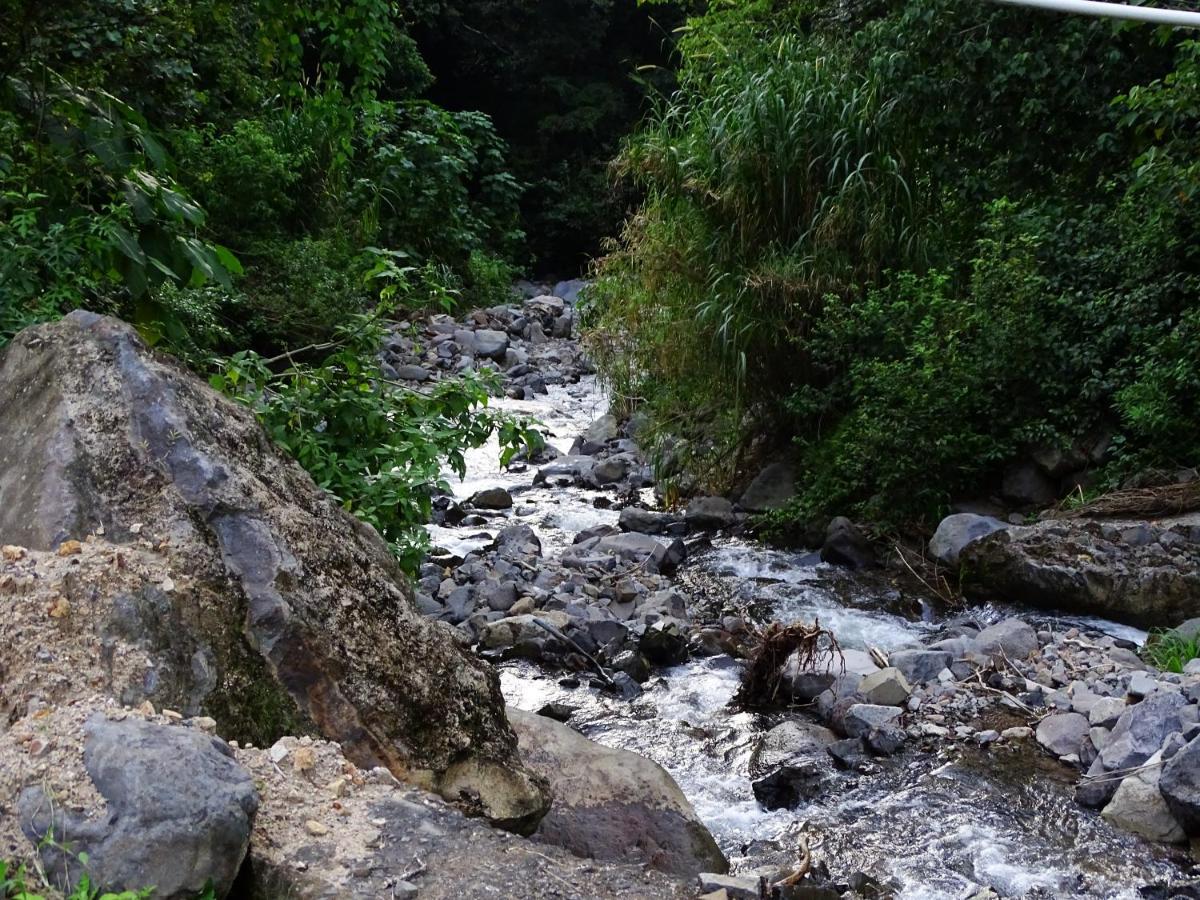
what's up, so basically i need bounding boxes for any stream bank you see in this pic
[413,283,1200,899]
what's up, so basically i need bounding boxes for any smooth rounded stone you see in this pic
[1101,690,1188,771]
[748,721,838,776]
[1103,750,1185,843]
[20,715,258,899]
[1160,734,1200,835]
[480,612,571,652]
[1089,696,1127,728]
[551,279,590,306]
[685,496,736,531]
[928,514,1009,568]
[1036,712,1090,757]
[479,579,519,612]
[820,517,875,570]
[843,704,903,739]
[738,462,796,513]
[508,708,727,877]
[888,649,952,686]
[859,668,912,707]
[973,618,1039,661]
[593,533,687,576]
[838,648,882,677]
[592,457,630,485]
[974,729,1001,746]
[393,364,431,382]
[470,487,514,510]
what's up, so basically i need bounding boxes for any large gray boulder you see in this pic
[1102,749,1184,843]
[684,496,735,531]
[0,312,547,830]
[1159,733,1200,835]
[20,714,258,898]
[508,709,727,878]
[1035,712,1090,757]
[974,617,1039,661]
[928,514,1008,568]
[1101,691,1188,771]
[961,520,1200,626]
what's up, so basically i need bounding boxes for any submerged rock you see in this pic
[820,517,875,570]
[508,708,728,877]
[0,311,547,830]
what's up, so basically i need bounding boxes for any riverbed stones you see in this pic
[859,668,912,706]
[929,514,1009,568]
[0,311,548,831]
[1101,691,1188,771]
[580,414,619,454]
[471,486,515,510]
[843,704,903,739]
[508,708,728,877]
[889,649,953,685]
[619,507,683,536]
[1102,750,1185,843]
[20,713,258,899]
[1036,712,1090,757]
[1159,734,1200,835]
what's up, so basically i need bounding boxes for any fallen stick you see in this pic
[532,617,616,688]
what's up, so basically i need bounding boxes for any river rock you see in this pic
[960,520,1200,626]
[580,414,619,454]
[394,364,431,382]
[619,507,682,536]
[473,329,511,360]
[749,721,838,776]
[552,279,590,305]
[843,704,903,739]
[640,618,690,665]
[0,312,547,830]
[508,708,728,877]
[471,487,515,510]
[738,462,796,513]
[1101,691,1188,771]
[1102,750,1185,843]
[698,873,761,900]
[685,496,736,531]
[19,714,257,899]
[974,618,1039,661]
[1001,461,1058,507]
[1036,712,1090,757]
[820,517,875,570]
[888,649,952,685]
[1159,733,1200,835]
[928,514,1009,568]
[859,668,911,707]
[752,756,833,810]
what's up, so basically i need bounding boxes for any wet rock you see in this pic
[739,462,796,513]
[843,704,903,739]
[593,457,630,484]
[865,725,906,756]
[393,364,431,382]
[1036,712,1090,757]
[859,668,911,707]
[473,329,511,360]
[640,618,691,665]
[20,714,257,899]
[827,738,875,773]
[611,650,652,683]
[820,517,875,570]
[752,758,833,810]
[685,497,736,531]
[1102,750,1185,843]
[960,520,1200,627]
[471,487,515,510]
[580,414,619,454]
[928,514,1008,568]
[619,507,682,536]
[508,708,728,877]
[1160,734,1200,835]
[789,669,838,702]
[698,873,761,900]
[749,721,838,775]
[0,312,547,830]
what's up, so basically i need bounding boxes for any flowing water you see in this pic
[429,375,1191,898]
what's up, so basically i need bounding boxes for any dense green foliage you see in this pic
[1144,627,1200,674]
[0,0,545,568]
[590,0,1200,531]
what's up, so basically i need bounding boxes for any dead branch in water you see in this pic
[732,619,842,709]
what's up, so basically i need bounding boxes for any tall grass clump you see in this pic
[587,31,925,487]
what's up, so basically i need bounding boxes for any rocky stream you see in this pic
[4,289,1200,899]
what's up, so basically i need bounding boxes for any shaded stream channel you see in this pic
[428,374,1188,899]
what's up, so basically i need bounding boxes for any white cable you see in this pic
[989,0,1200,27]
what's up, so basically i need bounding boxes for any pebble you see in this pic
[304,819,330,836]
